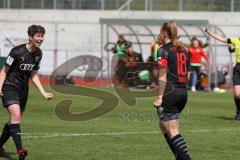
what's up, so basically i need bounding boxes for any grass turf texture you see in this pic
[0,85,239,160]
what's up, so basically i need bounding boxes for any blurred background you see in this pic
[0,0,239,90]
[0,0,239,11]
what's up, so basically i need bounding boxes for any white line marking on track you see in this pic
[21,128,240,139]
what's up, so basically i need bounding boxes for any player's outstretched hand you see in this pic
[204,27,209,34]
[44,92,53,100]
[154,98,162,108]
[0,90,3,96]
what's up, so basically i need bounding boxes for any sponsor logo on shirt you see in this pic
[20,64,35,71]
[6,56,14,66]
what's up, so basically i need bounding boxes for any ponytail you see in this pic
[162,21,181,48]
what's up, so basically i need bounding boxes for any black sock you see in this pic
[164,134,176,155]
[164,134,182,160]
[234,98,240,114]
[170,134,191,160]
[0,123,11,147]
[9,124,22,151]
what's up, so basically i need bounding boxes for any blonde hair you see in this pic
[161,21,181,48]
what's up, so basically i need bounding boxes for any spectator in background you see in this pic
[147,36,162,88]
[188,36,209,91]
[111,34,133,87]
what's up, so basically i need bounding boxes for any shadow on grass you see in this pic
[0,152,16,160]
[215,116,235,121]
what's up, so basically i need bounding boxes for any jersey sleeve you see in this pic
[33,53,42,71]
[5,48,18,66]
[157,48,168,68]
[200,48,209,62]
[228,37,240,46]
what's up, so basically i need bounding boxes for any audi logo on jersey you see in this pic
[20,64,35,71]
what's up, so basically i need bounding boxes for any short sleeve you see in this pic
[229,37,240,46]
[5,48,18,66]
[157,48,168,68]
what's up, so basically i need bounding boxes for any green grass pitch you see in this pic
[0,85,239,160]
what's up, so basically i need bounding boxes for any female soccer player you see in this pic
[206,27,240,120]
[154,21,191,160]
[188,37,208,91]
[0,25,53,159]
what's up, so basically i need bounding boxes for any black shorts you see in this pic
[1,85,29,113]
[157,88,188,121]
[190,66,201,77]
[232,64,240,86]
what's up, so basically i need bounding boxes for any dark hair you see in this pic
[27,24,45,37]
[190,36,203,47]
[118,34,125,40]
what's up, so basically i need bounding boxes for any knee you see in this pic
[234,87,240,98]
[165,125,179,138]
[234,93,240,99]
[159,123,179,138]
[168,128,179,138]
[10,113,21,123]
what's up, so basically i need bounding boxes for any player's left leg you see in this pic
[158,121,176,157]
[160,119,191,160]
[157,89,191,160]
[8,104,23,151]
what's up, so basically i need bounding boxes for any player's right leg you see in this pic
[0,123,10,157]
[190,66,197,91]
[7,104,27,160]
[0,85,19,156]
[160,118,191,160]
[232,64,240,120]
[233,85,240,120]
[1,85,27,159]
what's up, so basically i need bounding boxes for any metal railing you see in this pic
[0,0,239,11]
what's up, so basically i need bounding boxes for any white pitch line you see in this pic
[189,128,240,133]
[21,128,240,139]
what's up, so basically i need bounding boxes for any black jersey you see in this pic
[157,42,189,88]
[3,44,42,89]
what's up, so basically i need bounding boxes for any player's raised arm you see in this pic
[205,27,228,43]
